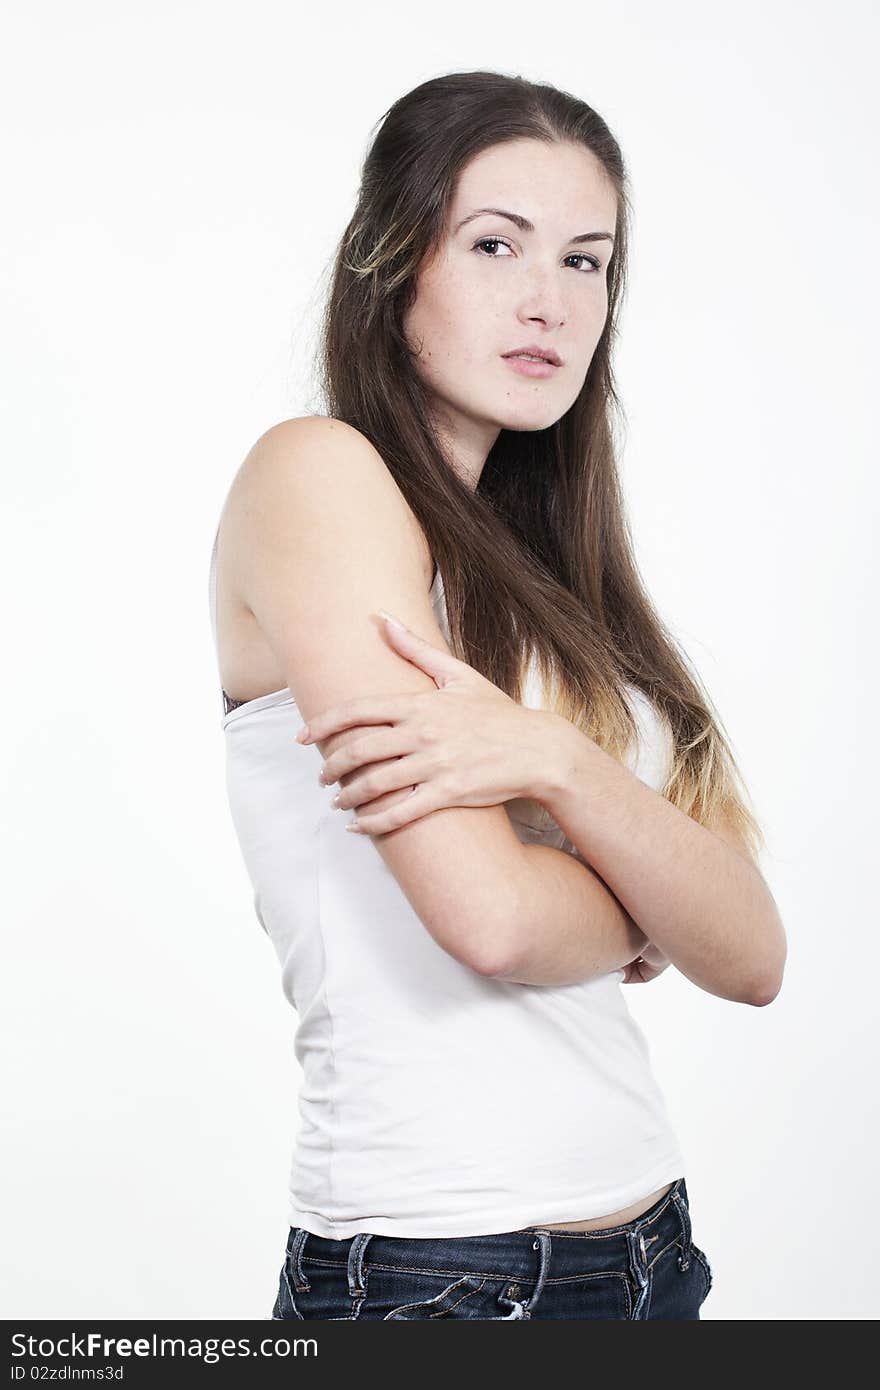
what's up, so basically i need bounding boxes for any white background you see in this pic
[2,0,877,1321]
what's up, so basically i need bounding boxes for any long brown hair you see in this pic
[313,69,765,864]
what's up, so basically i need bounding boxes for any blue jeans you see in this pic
[270,1176,713,1320]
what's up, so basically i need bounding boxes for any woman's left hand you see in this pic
[620,941,672,984]
[296,611,559,835]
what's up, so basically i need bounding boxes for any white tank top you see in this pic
[209,529,686,1238]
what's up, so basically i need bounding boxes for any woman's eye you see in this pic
[473,237,514,258]
[473,238,600,273]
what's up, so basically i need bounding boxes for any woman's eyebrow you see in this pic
[452,206,614,245]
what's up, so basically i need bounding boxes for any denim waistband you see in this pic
[285,1175,693,1313]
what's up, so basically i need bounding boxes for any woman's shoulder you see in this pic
[238,412,400,481]
[229,415,434,589]
[243,412,371,459]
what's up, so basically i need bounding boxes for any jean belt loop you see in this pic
[520,1230,552,1316]
[289,1228,311,1292]
[669,1186,692,1271]
[626,1227,651,1319]
[347,1232,374,1299]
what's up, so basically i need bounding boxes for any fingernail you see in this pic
[378,609,406,631]
[345,820,362,833]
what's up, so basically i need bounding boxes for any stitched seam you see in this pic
[303,1256,634,1284]
[692,1248,713,1294]
[623,1276,633,1318]
[386,1277,484,1318]
[281,1267,303,1318]
[429,1278,487,1317]
[646,1235,682,1272]
[304,1254,653,1281]
[315,814,338,1229]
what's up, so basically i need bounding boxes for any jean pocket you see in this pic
[384,1273,494,1319]
[690,1242,713,1302]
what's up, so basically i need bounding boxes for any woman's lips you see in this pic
[502,354,560,379]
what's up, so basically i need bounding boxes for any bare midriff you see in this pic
[521,1180,676,1233]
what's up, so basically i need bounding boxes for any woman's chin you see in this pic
[496,404,564,433]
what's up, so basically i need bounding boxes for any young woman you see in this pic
[209,70,786,1320]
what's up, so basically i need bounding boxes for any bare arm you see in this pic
[506,713,788,1006]
[492,842,650,986]
[226,416,643,981]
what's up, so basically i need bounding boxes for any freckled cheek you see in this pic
[429,315,480,374]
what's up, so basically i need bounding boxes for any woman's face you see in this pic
[403,137,618,461]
